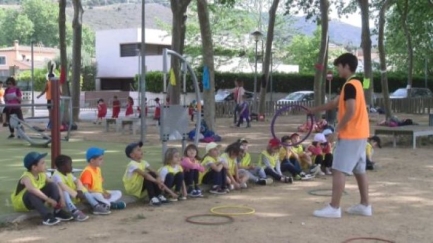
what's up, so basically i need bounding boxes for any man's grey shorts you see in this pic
[332,139,367,175]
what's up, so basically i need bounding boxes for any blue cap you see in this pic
[125,141,143,158]
[24,152,47,170]
[86,147,105,162]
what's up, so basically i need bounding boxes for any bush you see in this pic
[142,70,433,93]
[18,69,60,91]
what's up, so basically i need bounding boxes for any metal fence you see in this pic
[214,101,315,118]
[375,98,433,115]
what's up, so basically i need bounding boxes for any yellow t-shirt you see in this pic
[158,164,183,185]
[199,155,218,184]
[366,143,373,159]
[291,145,304,154]
[220,153,236,175]
[238,152,252,168]
[258,150,278,168]
[123,160,150,199]
[11,172,47,212]
[278,147,290,161]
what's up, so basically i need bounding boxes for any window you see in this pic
[0,56,5,65]
[120,43,141,57]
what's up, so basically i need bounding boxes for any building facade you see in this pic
[95,28,171,91]
[0,40,58,79]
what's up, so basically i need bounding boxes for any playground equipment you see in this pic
[5,96,73,147]
[160,49,201,157]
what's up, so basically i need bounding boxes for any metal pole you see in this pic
[140,0,147,143]
[49,74,60,169]
[253,40,258,113]
[182,61,187,105]
[31,41,35,117]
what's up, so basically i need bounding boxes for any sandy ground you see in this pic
[1,115,433,243]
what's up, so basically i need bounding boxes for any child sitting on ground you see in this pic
[52,155,111,219]
[94,98,107,125]
[181,144,205,197]
[122,141,177,206]
[237,138,273,185]
[112,95,120,118]
[11,152,72,226]
[80,147,126,210]
[159,148,187,201]
[279,136,313,180]
[307,134,329,176]
[200,142,228,194]
[366,136,381,170]
[258,138,293,183]
[321,129,335,175]
[220,142,249,190]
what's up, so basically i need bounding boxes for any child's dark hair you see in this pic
[6,77,16,85]
[333,53,358,73]
[225,142,242,156]
[281,135,290,143]
[128,96,134,104]
[113,95,118,99]
[184,144,201,160]
[97,98,104,103]
[55,154,72,168]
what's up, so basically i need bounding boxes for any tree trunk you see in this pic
[378,0,394,120]
[197,0,216,131]
[71,0,83,121]
[58,0,69,96]
[398,0,413,93]
[169,0,191,105]
[258,0,280,116]
[313,0,329,119]
[322,40,329,104]
[358,0,373,106]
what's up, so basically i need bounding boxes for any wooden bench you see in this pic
[374,125,433,149]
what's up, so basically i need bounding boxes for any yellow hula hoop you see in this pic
[210,205,256,216]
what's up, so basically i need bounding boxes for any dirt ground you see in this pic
[1,115,433,243]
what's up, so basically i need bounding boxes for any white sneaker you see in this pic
[346,204,372,216]
[313,204,341,218]
[310,165,321,176]
[325,168,332,175]
[240,182,247,189]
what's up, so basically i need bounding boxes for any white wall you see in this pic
[96,28,171,78]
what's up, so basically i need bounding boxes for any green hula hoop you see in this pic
[308,188,349,197]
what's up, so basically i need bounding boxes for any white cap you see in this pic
[206,142,221,153]
[313,133,327,143]
[322,129,333,136]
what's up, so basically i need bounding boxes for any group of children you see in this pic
[94,96,161,125]
[11,132,381,226]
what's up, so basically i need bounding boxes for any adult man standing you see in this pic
[308,53,371,218]
[0,81,5,125]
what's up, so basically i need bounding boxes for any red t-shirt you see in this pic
[97,103,107,118]
[125,103,133,116]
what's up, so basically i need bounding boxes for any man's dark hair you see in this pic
[333,53,358,73]
[6,77,16,85]
[0,81,3,84]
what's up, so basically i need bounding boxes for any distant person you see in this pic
[37,73,62,111]
[230,79,245,125]
[154,98,161,125]
[4,77,23,139]
[111,95,120,118]
[236,94,250,128]
[125,97,134,117]
[94,99,107,125]
[0,81,6,126]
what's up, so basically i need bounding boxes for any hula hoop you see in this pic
[185,214,234,225]
[271,105,315,147]
[342,237,395,243]
[308,188,348,197]
[210,205,256,216]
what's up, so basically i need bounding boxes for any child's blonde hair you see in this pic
[164,148,179,165]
